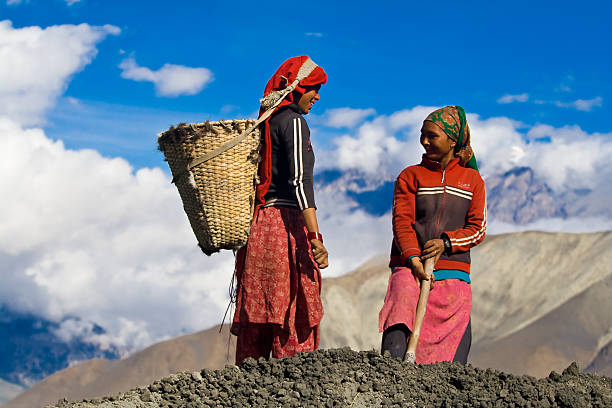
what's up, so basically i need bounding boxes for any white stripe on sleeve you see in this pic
[292,118,308,209]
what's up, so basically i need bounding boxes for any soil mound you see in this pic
[48,348,611,408]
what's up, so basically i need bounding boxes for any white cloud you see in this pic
[555,74,574,93]
[0,115,391,354]
[305,32,324,37]
[497,88,602,112]
[554,96,603,111]
[467,114,527,176]
[6,0,80,4]
[2,88,610,358]
[119,57,213,97]
[317,106,612,195]
[524,124,612,190]
[0,20,120,126]
[497,93,529,104]
[318,106,527,181]
[315,106,438,177]
[317,196,391,278]
[0,118,235,353]
[220,104,240,114]
[323,107,376,128]
[388,105,437,130]
[312,107,612,279]
[323,116,414,177]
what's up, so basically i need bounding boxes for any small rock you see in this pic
[561,362,579,376]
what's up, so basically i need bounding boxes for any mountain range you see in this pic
[3,164,608,392]
[0,307,119,388]
[3,231,611,408]
[324,166,611,224]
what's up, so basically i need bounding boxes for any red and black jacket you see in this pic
[390,156,487,273]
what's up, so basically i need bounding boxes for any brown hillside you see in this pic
[5,231,612,408]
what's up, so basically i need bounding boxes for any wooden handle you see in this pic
[405,257,434,362]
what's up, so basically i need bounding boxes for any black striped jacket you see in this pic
[263,104,316,210]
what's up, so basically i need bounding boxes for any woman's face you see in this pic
[420,121,456,162]
[297,85,321,114]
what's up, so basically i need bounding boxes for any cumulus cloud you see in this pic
[0,118,235,353]
[323,107,376,128]
[322,117,413,177]
[497,93,529,104]
[316,188,391,278]
[312,107,612,278]
[317,106,612,194]
[0,20,119,126]
[524,124,612,190]
[6,0,80,4]
[554,96,603,112]
[2,83,610,357]
[119,57,213,97]
[318,106,527,181]
[305,32,323,37]
[0,116,396,353]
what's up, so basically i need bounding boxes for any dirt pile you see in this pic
[48,348,611,408]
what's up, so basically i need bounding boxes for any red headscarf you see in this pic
[254,56,327,215]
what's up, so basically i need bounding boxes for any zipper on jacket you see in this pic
[435,169,447,237]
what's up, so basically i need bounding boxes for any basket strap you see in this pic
[172,58,319,183]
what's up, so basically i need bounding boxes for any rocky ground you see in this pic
[47,348,611,408]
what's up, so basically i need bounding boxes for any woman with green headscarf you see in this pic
[379,105,486,364]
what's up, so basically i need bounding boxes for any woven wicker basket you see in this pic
[158,120,260,255]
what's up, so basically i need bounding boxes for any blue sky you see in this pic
[3,0,611,167]
[1,0,611,356]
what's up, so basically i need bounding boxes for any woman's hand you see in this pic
[301,208,328,269]
[420,238,445,262]
[310,239,328,269]
[409,256,434,288]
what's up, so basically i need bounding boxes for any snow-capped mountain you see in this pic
[0,305,119,390]
[318,166,611,225]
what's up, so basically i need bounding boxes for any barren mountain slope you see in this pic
[5,231,611,408]
[469,270,612,377]
[3,326,235,408]
[3,360,110,408]
[469,231,611,343]
[587,339,612,377]
[318,254,388,351]
[320,231,612,355]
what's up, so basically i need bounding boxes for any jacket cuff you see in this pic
[401,249,421,264]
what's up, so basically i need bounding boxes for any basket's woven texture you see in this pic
[158,120,260,255]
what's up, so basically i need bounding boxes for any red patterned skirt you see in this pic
[379,266,471,364]
[231,206,323,363]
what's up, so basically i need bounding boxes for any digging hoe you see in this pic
[405,257,434,363]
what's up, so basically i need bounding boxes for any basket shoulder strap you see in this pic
[174,58,319,182]
[187,121,260,171]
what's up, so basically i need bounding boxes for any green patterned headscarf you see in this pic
[425,105,478,172]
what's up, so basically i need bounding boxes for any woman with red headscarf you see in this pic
[231,56,329,364]
[379,105,486,365]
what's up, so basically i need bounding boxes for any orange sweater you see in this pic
[390,156,487,273]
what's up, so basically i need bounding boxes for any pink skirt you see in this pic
[379,266,471,364]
